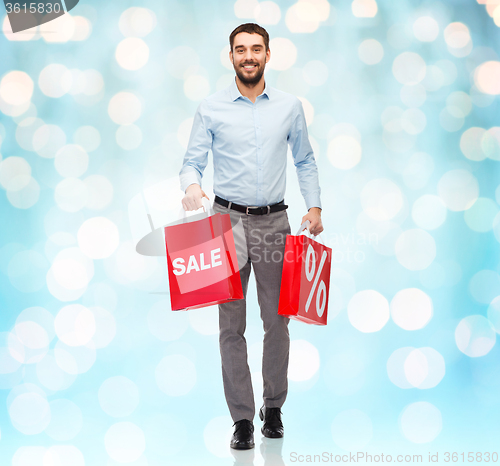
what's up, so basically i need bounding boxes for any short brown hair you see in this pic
[229,23,269,53]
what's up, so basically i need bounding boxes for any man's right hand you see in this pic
[181,184,210,211]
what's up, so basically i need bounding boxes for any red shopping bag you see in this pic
[278,222,332,325]
[165,212,243,311]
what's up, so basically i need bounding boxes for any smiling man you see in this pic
[179,23,322,450]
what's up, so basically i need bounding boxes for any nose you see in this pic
[243,49,253,62]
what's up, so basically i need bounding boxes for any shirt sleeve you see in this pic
[288,98,322,210]
[179,99,213,192]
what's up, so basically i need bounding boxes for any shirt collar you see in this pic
[229,76,271,102]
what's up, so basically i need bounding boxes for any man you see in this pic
[179,23,323,450]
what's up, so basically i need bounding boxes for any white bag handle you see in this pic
[178,197,214,223]
[296,220,325,244]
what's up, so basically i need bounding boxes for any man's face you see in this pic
[230,32,270,85]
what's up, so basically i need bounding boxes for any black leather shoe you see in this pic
[259,406,284,438]
[230,419,255,450]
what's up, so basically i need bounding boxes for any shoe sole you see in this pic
[261,428,283,438]
[230,443,255,450]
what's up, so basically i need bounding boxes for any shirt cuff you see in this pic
[304,193,322,211]
[179,169,202,193]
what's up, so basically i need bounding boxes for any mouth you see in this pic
[242,64,257,71]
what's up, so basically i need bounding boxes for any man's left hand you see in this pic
[301,207,323,236]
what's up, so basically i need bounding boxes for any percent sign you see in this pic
[304,244,328,317]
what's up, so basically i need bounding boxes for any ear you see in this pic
[265,48,270,63]
[229,49,233,64]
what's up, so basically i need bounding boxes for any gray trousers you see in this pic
[213,201,292,422]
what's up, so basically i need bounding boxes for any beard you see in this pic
[234,61,265,85]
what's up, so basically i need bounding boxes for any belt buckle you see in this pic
[246,205,258,215]
[267,205,271,215]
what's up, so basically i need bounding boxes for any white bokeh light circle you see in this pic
[12,447,46,466]
[6,176,40,209]
[10,322,48,364]
[105,422,146,463]
[116,124,142,150]
[119,7,157,37]
[392,52,426,85]
[9,392,51,435]
[203,416,233,458]
[469,270,500,305]
[288,339,320,381]
[459,127,486,161]
[38,64,72,98]
[411,194,447,230]
[400,83,426,107]
[352,0,377,17]
[108,92,142,125]
[54,144,89,177]
[183,75,210,102]
[0,71,34,106]
[464,197,498,233]
[14,320,49,351]
[16,117,44,151]
[487,296,500,333]
[83,174,114,210]
[400,401,442,443]
[255,1,281,24]
[74,125,100,152]
[116,37,149,71]
[155,354,196,396]
[302,60,329,86]
[444,22,472,57]
[413,16,439,42]
[54,177,89,213]
[390,288,433,330]
[360,178,403,221]
[437,169,479,211]
[49,247,94,291]
[54,340,96,375]
[167,46,200,79]
[348,290,390,333]
[387,346,415,389]
[358,39,384,65]
[71,16,92,41]
[405,347,445,389]
[16,306,55,343]
[327,135,362,169]
[268,37,297,71]
[474,61,500,95]
[331,409,373,450]
[77,217,120,259]
[395,229,436,271]
[55,304,96,347]
[401,108,426,134]
[285,0,330,33]
[40,13,75,43]
[45,399,83,441]
[44,446,85,466]
[99,376,140,418]
[0,156,31,190]
[33,124,67,159]
[455,315,496,357]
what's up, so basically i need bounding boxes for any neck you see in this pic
[235,76,265,103]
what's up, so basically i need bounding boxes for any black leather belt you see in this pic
[214,195,288,215]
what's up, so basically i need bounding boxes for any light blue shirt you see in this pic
[179,77,321,210]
